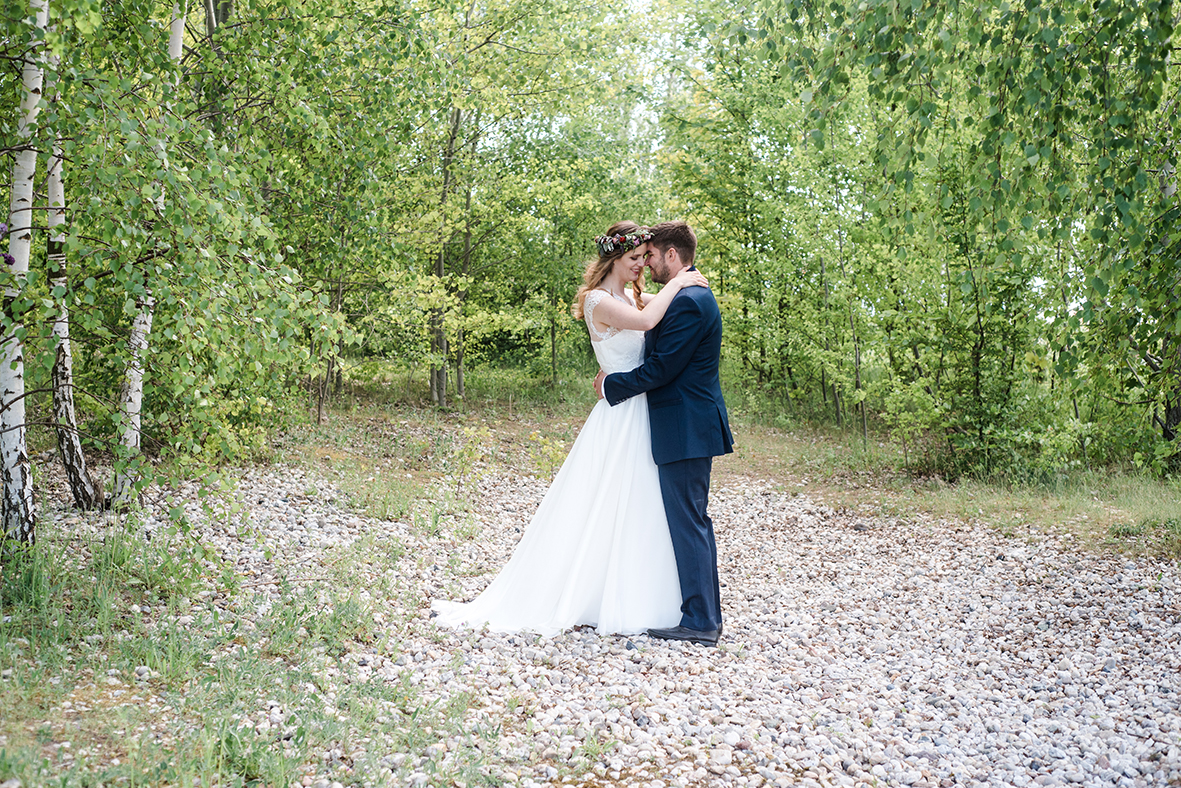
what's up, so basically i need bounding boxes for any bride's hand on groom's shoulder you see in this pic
[594,369,606,399]
[672,268,709,290]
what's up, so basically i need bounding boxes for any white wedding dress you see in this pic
[431,290,682,636]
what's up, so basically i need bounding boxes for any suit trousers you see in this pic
[657,456,721,632]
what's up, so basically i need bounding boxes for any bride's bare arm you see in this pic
[590,269,708,333]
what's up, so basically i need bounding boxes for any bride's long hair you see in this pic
[571,220,647,320]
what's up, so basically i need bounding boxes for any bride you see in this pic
[431,221,708,636]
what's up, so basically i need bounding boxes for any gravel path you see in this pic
[412,474,1181,788]
[33,460,1181,788]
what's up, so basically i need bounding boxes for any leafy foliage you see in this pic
[0,0,1176,521]
[651,0,1179,477]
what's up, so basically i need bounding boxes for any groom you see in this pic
[595,220,733,646]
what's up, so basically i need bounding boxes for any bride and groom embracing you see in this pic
[432,220,733,647]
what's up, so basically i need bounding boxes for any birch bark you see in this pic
[170,3,186,60]
[47,45,102,509]
[110,297,155,503]
[2,0,48,542]
[111,3,184,505]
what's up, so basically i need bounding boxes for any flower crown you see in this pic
[594,229,652,256]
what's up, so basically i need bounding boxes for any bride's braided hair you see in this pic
[572,220,649,320]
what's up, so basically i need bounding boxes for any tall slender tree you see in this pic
[430,107,462,408]
[2,0,48,542]
[47,35,102,510]
[111,2,185,504]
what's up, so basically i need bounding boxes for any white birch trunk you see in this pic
[111,3,183,505]
[2,0,48,542]
[47,47,102,510]
[169,4,186,61]
[110,293,155,503]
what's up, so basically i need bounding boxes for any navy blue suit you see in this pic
[603,280,733,632]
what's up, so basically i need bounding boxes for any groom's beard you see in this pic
[649,257,674,284]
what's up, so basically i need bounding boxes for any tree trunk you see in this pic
[316,351,332,425]
[330,274,344,398]
[835,254,866,447]
[47,50,102,510]
[1160,161,1178,444]
[430,107,461,409]
[170,2,186,60]
[457,129,477,402]
[429,318,447,407]
[1055,241,1081,421]
[858,344,868,449]
[455,328,465,399]
[969,262,986,446]
[828,123,866,447]
[111,3,182,505]
[1164,382,1181,442]
[2,0,48,543]
[111,292,156,504]
[204,0,217,36]
[550,309,558,387]
[818,252,840,425]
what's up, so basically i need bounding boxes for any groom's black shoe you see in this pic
[647,626,720,646]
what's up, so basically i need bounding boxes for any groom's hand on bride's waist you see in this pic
[593,369,606,399]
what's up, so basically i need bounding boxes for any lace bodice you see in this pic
[584,289,629,341]
[584,289,646,375]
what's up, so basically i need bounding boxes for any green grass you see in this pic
[1112,515,1181,555]
[0,501,492,787]
[718,417,1181,558]
[325,359,1181,560]
[281,364,604,527]
[1,522,209,673]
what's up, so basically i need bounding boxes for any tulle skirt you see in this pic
[431,393,682,636]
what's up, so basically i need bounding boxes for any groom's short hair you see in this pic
[648,221,697,265]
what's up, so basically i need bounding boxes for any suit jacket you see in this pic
[603,281,733,465]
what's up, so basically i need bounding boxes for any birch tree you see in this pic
[2,0,48,542]
[111,2,184,505]
[47,39,102,510]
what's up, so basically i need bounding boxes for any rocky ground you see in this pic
[414,474,1181,788]
[16,455,1181,788]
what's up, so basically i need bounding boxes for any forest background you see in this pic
[0,0,1177,545]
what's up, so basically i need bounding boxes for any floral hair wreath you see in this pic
[594,230,652,256]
